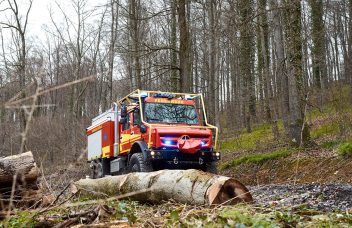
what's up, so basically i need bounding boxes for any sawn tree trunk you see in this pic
[0,151,39,185]
[73,169,253,205]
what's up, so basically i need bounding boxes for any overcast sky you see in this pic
[0,0,105,39]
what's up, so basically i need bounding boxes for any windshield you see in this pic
[144,102,199,124]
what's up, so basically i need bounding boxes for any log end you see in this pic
[207,179,253,205]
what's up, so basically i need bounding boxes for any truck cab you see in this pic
[87,90,220,178]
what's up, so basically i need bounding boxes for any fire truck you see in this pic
[86,90,220,178]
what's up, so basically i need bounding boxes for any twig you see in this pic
[4,75,94,107]
[64,187,153,208]
[19,78,41,154]
[32,187,152,219]
[6,171,18,219]
[51,183,72,206]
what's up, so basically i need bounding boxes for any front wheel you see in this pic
[129,153,153,172]
[204,162,218,174]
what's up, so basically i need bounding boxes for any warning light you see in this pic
[163,140,173,145]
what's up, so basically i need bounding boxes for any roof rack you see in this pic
[117,89,201,107]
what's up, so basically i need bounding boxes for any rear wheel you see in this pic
[129,153,153,172]
[90,159,110,179]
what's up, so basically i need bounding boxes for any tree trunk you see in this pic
[348,0,352,84]
[107,0,119,102]
[0,151,39,185]
[309,0,328,89]
[73,169,253,205]
[178,0,191,92]
[208,0,217,124]
[170,0,179,91]
[270,0,290,137]
[239,0,256,133]
[283,0,310,145]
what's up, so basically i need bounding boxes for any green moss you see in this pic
[220,149,293,170]
[336,141,352,158]
[322,140,342,149]
[220,123,274,151]
[311,122,340,138]
[219,206,279,227]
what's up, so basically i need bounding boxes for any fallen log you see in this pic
[73,169,253,205]
[0,151,39,185]
[0,151,44,213]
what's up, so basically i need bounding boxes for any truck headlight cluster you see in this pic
[214,152,220,159]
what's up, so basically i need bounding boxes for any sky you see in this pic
[0,0,105,39]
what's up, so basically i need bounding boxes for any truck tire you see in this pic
[129,153,153,172]
[91,159,110,179]
[95,161,103,178]
[205,162,218,174]
[89,160,96,179]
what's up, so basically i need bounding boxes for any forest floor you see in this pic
[2,103,352,227]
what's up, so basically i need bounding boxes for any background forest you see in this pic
[0,0,351,167]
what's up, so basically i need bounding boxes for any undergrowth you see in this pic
[2,202,351,228]
[220,123,283,151]
[220,149,293,170]
[164,204,352,227]
[336,141,352,158]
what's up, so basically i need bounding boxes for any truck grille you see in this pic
[159,134,209,139]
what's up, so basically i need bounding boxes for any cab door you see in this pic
[119,112,132,154]
[130,109,142,144]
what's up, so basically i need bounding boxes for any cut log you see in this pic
[0,151,43,213]
[0,151,39,185]
[73,169,253,205]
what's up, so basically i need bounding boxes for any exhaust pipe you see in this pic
[113,102,119,156]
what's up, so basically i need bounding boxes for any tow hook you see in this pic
[173,157,179,165]
[199,158,204,165]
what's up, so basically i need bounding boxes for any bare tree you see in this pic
[0,0,33,152]
[178,0,192,93]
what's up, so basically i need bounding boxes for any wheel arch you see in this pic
[128,141,149,162]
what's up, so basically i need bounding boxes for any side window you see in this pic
[133,110,141,126]
[123,113,130,130]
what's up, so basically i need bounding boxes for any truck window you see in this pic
[123,113,130,130]
[133,110,141,126]
[144,102,199,125]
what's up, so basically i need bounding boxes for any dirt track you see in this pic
[251,183,352,212]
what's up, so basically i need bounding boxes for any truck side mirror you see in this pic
[121,105,127,118]
[140,124,147,133]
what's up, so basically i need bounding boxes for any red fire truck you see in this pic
[86,90,220,178]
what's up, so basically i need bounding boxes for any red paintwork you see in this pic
[102,121,115,157]
[151,127,212,150]
[177,137,202,154]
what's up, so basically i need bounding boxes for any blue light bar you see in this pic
[185,95,194,100]
[163,140,173,145]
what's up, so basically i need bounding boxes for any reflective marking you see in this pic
[102,146,110,157]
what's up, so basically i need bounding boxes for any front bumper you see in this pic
[147,148,220,165]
